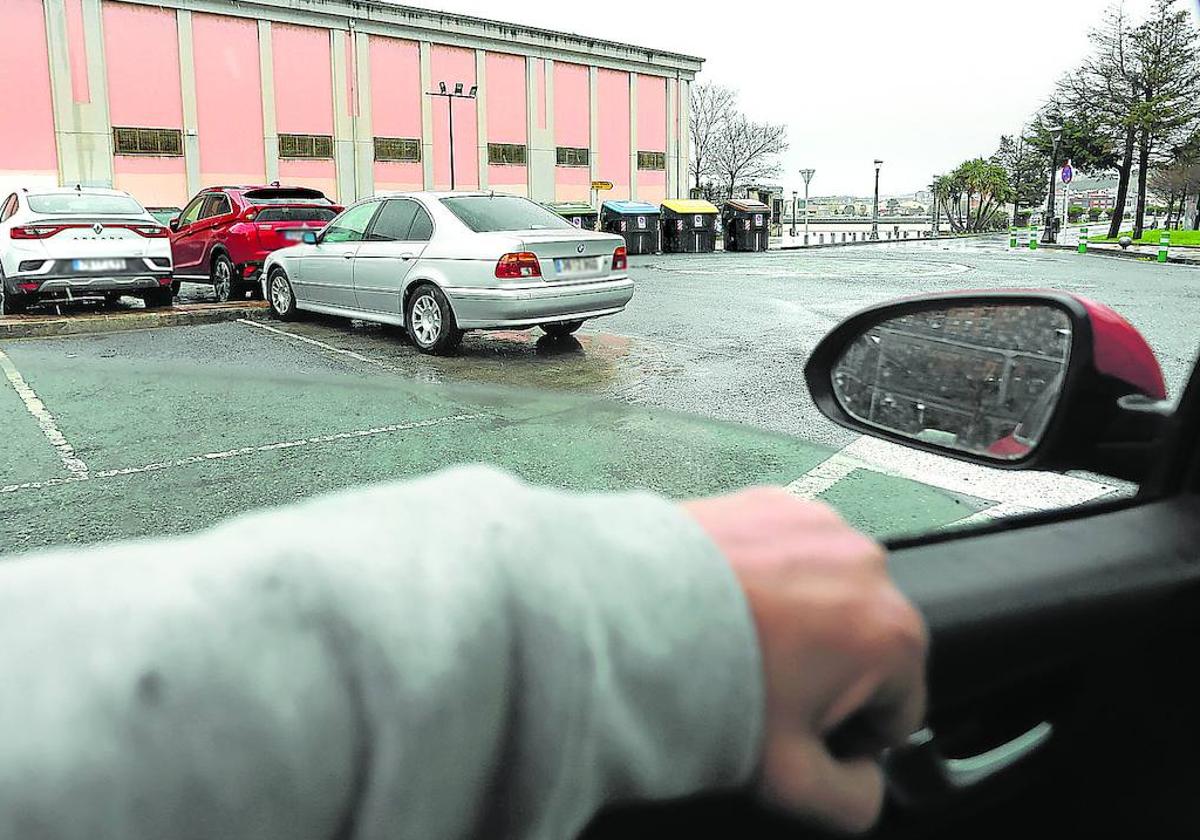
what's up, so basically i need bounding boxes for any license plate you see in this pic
[72,258,125,273]
[283,230,307,241]
[553,257,601,278]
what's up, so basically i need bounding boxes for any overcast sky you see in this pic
[394,0,1193,197]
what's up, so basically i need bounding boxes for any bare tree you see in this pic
[709,115,788,200]
[688,83,735,191]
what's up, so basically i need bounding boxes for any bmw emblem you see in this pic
[576,244,585,254]
[92,223,104,234]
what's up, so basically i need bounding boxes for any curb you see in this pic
[774,232,1000,252]
[1040,243,1200,266]
[0,301,270,340]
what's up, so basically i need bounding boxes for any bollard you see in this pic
[842,232,847,242]
[819,233,825,244]
[1029,225,1039,250]
[1010,226,1017,248]
[1078,225,1088,254]
[1158,231,1170,263]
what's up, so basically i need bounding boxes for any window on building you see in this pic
[637,150,667,171]
[113,127,184,157]
[488,143,528,166]
[374,137,422,163]
[556,147,589,168]
[279,134,334,160]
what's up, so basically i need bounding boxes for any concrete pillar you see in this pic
[257,21,279,184]
[475,49,487,190]
[525,57,554,202]
[176,10,201,196]
[628,72,638,201]
[677,78,690,198]
[665,76,677,200]
[44,0,114,187]
[352,30,374,199]
[331,28,356,203]
[588,66,599,199]
[419,41,434,189]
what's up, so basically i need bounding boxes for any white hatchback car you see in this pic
[0,187,173,314]
[261,192,635,353]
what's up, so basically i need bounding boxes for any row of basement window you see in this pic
[111,128,668,170]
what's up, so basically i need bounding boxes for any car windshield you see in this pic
[244,188,332,205]
[27,193,145,216]
[442,196,577,232]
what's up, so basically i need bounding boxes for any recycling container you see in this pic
[721,199,772,252]
[660,199,720,253]
[546,202,597,231]
[600,201,661,255]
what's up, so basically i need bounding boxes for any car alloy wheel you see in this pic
[270,273,292,314]
[267,270,298,321]
[213,257,233,302]
[410,292,443,347]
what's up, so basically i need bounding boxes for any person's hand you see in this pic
[683,487,927,834]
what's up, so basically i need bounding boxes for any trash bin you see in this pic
[600,201,661,255]
[547,202,598,231]
[660,199,720,253]
[721,199,772,252]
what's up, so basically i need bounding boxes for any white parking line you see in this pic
[0,347,89,479]
[786,434,1116,521]
[0,413,482,495]
[239,318,403,372]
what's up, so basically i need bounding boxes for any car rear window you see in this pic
[244,188,333,205]
[254,207,338,222]
[441,196,575,233]
[27,193,145,216]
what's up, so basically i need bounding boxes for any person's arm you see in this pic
[0,466,765,840]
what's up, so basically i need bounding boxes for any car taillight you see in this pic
[612,246,628,271]
[10,225,62,239]
[130,225,168,238]
[495,252,542,279]
[17,282,40,292]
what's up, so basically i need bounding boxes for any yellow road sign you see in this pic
[591,180,614,191]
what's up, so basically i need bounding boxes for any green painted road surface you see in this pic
[0,349,974,552]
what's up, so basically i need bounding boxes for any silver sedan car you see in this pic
[261,191,634,353]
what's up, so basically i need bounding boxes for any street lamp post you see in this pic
[871,160,883,240]
[799,168,815,246]
[425,81,478,191]
[790,190,798,238]
[1041,124,1064,244]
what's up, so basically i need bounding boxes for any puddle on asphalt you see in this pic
[295,316,651,396]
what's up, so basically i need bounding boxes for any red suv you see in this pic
[168,185,342,301]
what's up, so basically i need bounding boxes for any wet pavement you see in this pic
[2,237,1198,552]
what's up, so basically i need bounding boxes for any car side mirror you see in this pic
[302,231,318,245]
[804,292,1171,482]
[168,218,180,232]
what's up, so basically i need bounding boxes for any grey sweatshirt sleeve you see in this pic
[0,466,765,840]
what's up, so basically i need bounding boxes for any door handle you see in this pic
[884,722,1053,810]
[342,253,353,259]
[400,253,414,261]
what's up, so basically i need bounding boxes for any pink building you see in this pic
[1,0,701,209]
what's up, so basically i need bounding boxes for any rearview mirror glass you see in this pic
[831,304,1072,461]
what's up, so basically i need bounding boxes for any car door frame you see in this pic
[352,197,433,316]
[170,193,211,277]
[194,192,234,278]
[581,346,1200,837]
[294,199,382,310]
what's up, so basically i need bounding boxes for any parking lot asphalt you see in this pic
[3,237,1198,554]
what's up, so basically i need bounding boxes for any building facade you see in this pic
[1,0,702,208]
